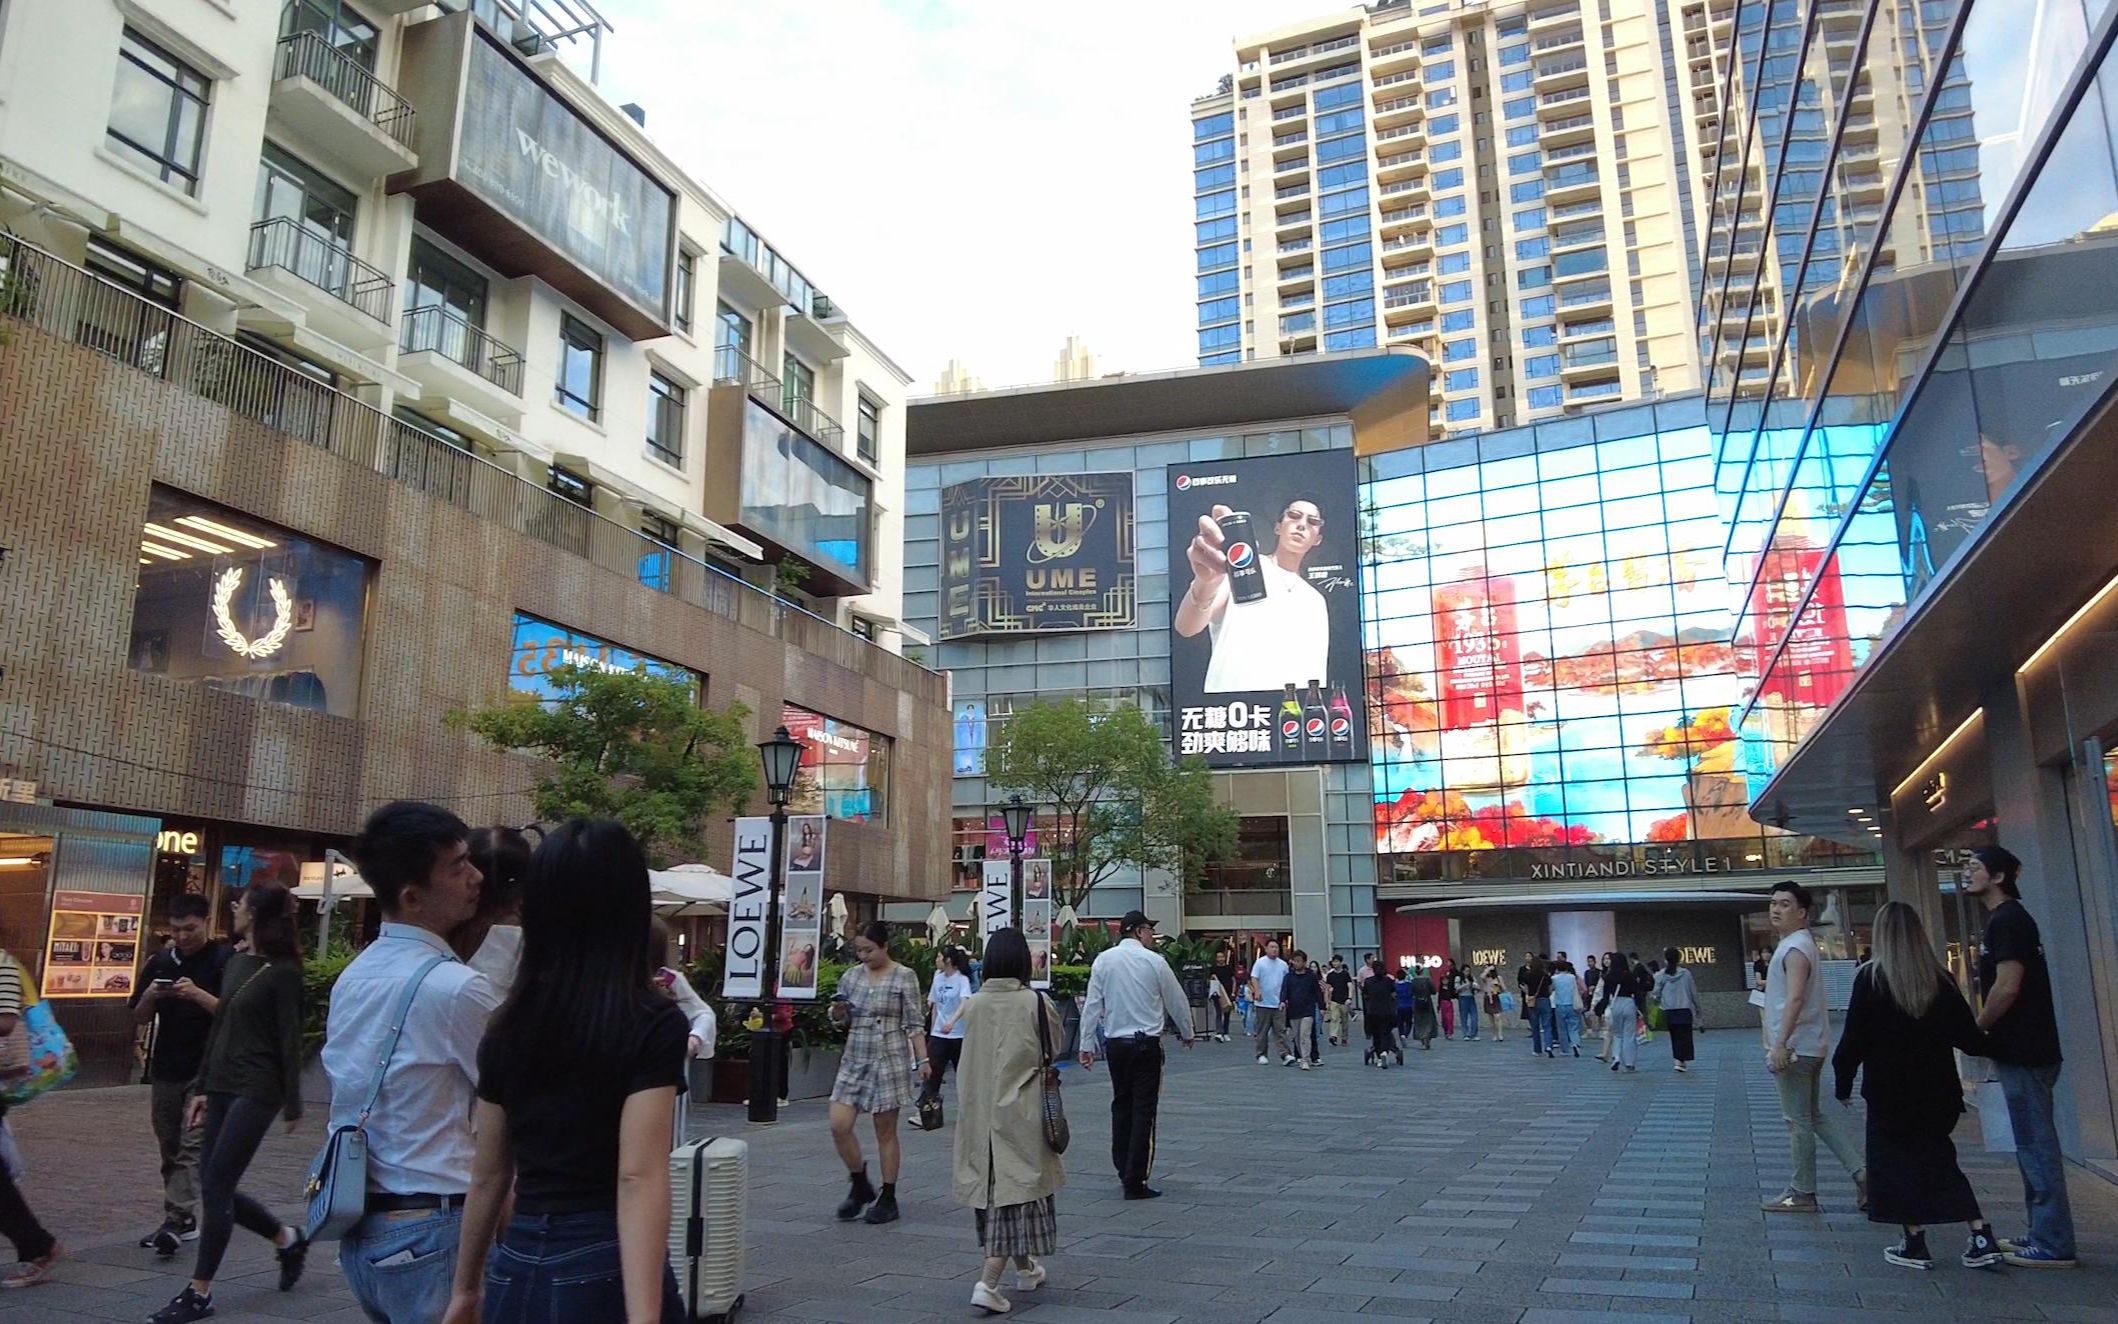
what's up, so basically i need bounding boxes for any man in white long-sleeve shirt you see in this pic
[1078,911,1196,1200]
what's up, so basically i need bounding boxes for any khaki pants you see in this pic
[1774,1054,1862,1195]
[1325,1001,1349,1042]
[150,1077,201,1219]
[1252,1004,1289,1059]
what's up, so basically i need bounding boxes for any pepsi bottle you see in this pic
[1278,683,1304,759]
[1328,683,1355,756]
[1217,511,1268,603]
[1302,680,1329,760]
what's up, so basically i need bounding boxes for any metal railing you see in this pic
[1535,57,1590,79]
[400,304,524,395]
[246,218,394,323]
[1532,29,1585,51]
[1375,95,1422,114]
[713,345,843,447]
[0,236,937,696]
[274,31,416,150]
[1562,343,1620,368]
[1378,150,1424,169]
[1559,283,1613,307]
[1273,130,1309,147]
[1373,70,1420,89]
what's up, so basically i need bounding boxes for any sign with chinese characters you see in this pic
[722,819,773,1001]
[776,815,826,1000]
[43,891,143,998]
[979,860,1012,939]
[1165,451,1367,769]
[939,474,1137,638]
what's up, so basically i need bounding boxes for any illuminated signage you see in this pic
[1677,945,1717,965]
[1922,773,1948,811]
[1472,948,1509,967]
[211,568,293,659]
[508,612,700,701]
[155,830,201,856]
[939,473,1136,638]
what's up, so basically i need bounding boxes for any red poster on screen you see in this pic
[1750,543,1853,707]
[1434,575,1524,732]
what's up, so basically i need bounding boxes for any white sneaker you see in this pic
[1256,1054,1268,1064]
[1281,1054,1296,1066]
[1299,1059,1311,1071]
[1014,1258,1046,1291]
[971,1280,1012,1314]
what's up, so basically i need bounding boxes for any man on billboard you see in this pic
[1174,497,1329,692]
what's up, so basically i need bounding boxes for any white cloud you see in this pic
[589,0,1320,391]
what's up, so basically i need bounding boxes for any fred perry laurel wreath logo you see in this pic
[212,567,294,660]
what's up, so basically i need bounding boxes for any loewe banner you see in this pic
[979,860,1012,939]
[722,817,774,1000]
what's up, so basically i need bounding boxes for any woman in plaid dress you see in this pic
[827,923,927,1226]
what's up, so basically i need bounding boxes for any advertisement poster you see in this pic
[1165,451,1367,768]
[953,700,987,777]
[776,815,827,1000]
[44,891,144,998]
[979,860,1012,939]
[939,474,1137,638]
[1024,896,1053,989]
[722,818,773,1001]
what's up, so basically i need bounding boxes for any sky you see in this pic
[576,0,1321,394]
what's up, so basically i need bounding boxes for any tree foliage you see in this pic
[449,662,757,866]
[983,698,1239,911]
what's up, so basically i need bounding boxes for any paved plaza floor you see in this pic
[10,1021,2118,1322]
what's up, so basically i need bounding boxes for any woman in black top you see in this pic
[1832,901,2003,1271]
[1360,967,1400,1068]
[448,819,689,1324]
[150,886,308,1324]
[1209,945,1238,1043]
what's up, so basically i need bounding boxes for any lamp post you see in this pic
[751,724,805,1125]
[1000,792,1032,919]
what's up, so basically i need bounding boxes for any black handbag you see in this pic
[1033,991,1069,1155]
[917,1094,944,1131]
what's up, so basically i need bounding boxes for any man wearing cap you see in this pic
[1078,911,1196,1200]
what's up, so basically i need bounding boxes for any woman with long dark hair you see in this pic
[1833,901,2002,1270]
[445,819,688,1324]
[1656,947,1700,1073]
[455,825,534,981]
[1525,956,1556,1058]
[149,886,307,1324]
[827,922,927,1224]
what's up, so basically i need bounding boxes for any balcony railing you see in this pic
[714,345,843,447]
[1373,70,1420,89]
[1559,283,1613,307]
[245,218,393,322]
[400,304,524,395]
[1562,343,1620,368]
[274,31,416,149]
[0,235,936,695]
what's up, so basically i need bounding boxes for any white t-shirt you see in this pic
[1251,955,1290,1008]
[1763,928,1830,1057]
[928,971,972,1040]
[1204,561,1330,693]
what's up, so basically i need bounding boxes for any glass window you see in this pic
[1526,383,1563,408]
[1322,270,1373,299]
[1438,252,1471,275]
[549,465,591,506]
[1511,180,1544,203]
[1504,95,1535,120]
[1320,186,1370,217]
[1433,167,1465,191]
[717,302,752,359]
[1324,297,1374,329]
[1320,215,1370,243]
[1521,324,1557,347]
[1426,59,1457,80]
[1319,161,1367,189]
[1196,189,1237,219]
[1197,242,1239,272]
[1435,195,1467,218]
[856,394,881,465]
[509,611,701,703]
[1426,87,1458,109]
[1443,338,1477,362]
[1196,215,1238,243]
[1499,68,1534,93]
[1429,113,1461,136]
[128,486,371,719]
[1195,162,1236,191]
[556,314,602,420]
[1516,236,1550,260]
[1444,367,1479,392]
[1198,270,1240,297]
[1445,398,1482,421]
[1442,310,1476,332]
[1437,223,1469,246]
[1519,294,1555,318]
[1324,326,1377,351]
[1517,265,1550,289]
[1199,295,1241,324]
[1322,241,1372,272]
[1431,141,1463,164]
[646,371,685,466]
[1506,125,1539,148]
[1199,324,1241,351]
[254,144,355,243]
[1317,135,1366,165]
[673,249,695,334]
[1193,112,1234,140]
[107,28,209,194]
[782,702,890,823]
[1195,137,1235,165]
[404,236,487,328]
[739,400,871,586]
[1498,43,1529,67]
[281,0,378,67]
[1523,353,1560,379]
[1315,81,1362,110]
[1440,279,1473,304]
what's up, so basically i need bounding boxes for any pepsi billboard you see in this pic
[1165,450,1367,769]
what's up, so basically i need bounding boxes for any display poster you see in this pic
[722,818,773,1000]
[1165,452,1367,768]
[1025,897,1053,989]
[979,860,1012,939]
[44,891,143,998]
[940,474,1137,638]
[776,815,826,1000]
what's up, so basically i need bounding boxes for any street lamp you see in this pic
[750,724,805,1125]
[1000,792,1032,916]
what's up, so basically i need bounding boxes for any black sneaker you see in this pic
[836,1170,877,1221]
[1963,1229,2004,1269]
[140,1214,194,1253]
[148,1287,216,1322]
[863,1191,901,1225]
[276,1232,309,1291]
[1885,1233,1933,1270]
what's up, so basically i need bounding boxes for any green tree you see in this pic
[449,663,757,866]
[984,698,1238,912]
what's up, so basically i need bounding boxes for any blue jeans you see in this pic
[484,1210,684,1323]
[340,1207,461,1324]
[1530,998,1554,1053]
[1555,1004,1583,1054]
[1458,992,1479,1038]
[1998,1062,2076,1257]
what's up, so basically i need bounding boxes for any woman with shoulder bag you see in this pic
[952,928,1065,1316]
[0,940,59,1289]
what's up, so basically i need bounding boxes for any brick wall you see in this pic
[0,322,952,898]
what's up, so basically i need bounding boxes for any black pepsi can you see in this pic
[1218,511,1268,603]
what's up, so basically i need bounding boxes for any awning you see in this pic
[649,863,734,915]
[1396,889,1774,913]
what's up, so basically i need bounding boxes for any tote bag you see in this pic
[0,956,75,1107]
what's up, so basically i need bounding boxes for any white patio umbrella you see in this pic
[648,863,734,916]
[826,891,849,936]
[925,904,951,947]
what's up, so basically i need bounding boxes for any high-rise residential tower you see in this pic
[1192,0,1729,438]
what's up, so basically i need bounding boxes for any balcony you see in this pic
[1275,181,1312,201]
[1374,94,1424,127]
[1538,84,1593,113]
[268,31,418,180]
[705,360,869,595]
[1277,263,1315,288]
[1560,340,1620,378]
[1551,223,1606,252]
[1380,177,1430,203]
[1559,316,1616,340]
[244,218,394,349]
[397,304,525,423]
[0,235,934,695]
[1276,208,1313,230]
[1273,129,1310,149]
[1377,149,1426,181]
[1534,56,1591,92]
[1381,258,1431,282]
[1544,163,1602,203]
[1566,376,1624,403]
[1372,69,1421,90]
[1274,154,1310,178]
[1278,238,1314,255]
[713,346,845,450]
[1529,3,1580,26]
[1370,38,1420,66]
[1557,282,1614,315]
[1382,224,1433,255]
[1376,122,1427,149]
[1532,28,1585,53]
[1542,110,1597,148]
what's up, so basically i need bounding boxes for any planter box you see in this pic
[1053,995,1081,1060]
[783,1045,842,1101]
[708,1056,749,1105]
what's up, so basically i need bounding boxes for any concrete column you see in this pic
[1881,834,1942,943]
[1289,767,1332,960]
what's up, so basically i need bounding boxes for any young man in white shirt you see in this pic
[1174,499,1331,693]
[1248,939,1292,1064]
[1077,912,1195,1199]
[1759,880,1866,1214]
[325,802,503,1322]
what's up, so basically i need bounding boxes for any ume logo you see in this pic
[1226,542,1256,568]
[1175,473,1238,490]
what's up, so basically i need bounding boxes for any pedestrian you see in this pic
[1437,961,1458,1040]
[914,945,974,1128]
[1582,955,1602,1036]
[1282,951,1325,1069]
[954,928,1066,1316]
[1077,911,1195,1198]
[648,917,717,1143]
[1408,965,1438,1049]
[1361,962,1400,1068]
[1455,959,1479,1040]
[1551,959,1583,1057]
[326,801,501,1323]
[1525,956,1555,1058]
[1480,967,1506,1043]
[1657,947,1699,1073]
[1248,939,1292,1065]
[148,885,308,1324]
[1596,951,1621,1061]
[1760,880,1867,1214]
[1629,951,1656,1045]
[443,818,689,1323]
[1831,901,2004,1272]
[0,939,60,1289]
[1965,845,2077,1268]
[827,922,927,1225]
[1393,967,1416,1045]
[453,825,532,981]
[1324,955,1353,1047]
[1515,952,1533,1033]
[130,892,229,1256]
[1209,944,1238,1043]
[1598,954,1639,1072]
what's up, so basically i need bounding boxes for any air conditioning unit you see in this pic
[669,1137,747,1322]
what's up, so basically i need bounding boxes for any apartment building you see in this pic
[0,0,947,1083]
[1191,0,1722,439]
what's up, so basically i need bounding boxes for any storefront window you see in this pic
[507,612,702,702]
[782,702,889,824]
[127,487,371,718]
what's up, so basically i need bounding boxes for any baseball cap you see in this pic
[1120,910,1156,935]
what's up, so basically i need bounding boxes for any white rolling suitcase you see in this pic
[669,1137,747,1322]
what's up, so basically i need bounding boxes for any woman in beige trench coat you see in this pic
[950,928,1065,1316]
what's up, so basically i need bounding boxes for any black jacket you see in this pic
[1361,972,1398,1029]
[1831,964,1989,1137]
